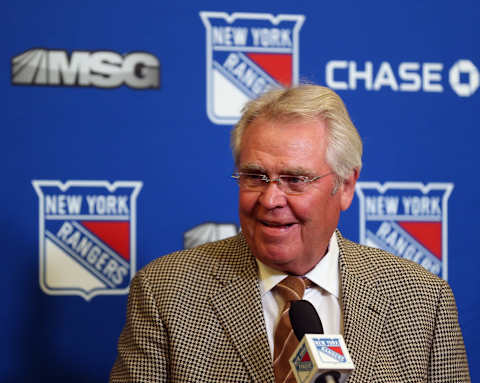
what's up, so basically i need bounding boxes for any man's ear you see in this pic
[340,168,359,211]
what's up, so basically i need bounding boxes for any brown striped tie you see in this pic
[273,276,312,383]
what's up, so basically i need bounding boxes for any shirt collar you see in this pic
[256,231,340,298]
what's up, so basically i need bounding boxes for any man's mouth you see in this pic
[260,220,295,228]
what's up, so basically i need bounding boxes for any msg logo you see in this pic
[12,48,160,89]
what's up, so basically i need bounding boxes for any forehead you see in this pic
[238,117,329,173]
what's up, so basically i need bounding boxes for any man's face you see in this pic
[237,117,358,275]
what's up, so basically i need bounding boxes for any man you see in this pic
[110,85,470,382]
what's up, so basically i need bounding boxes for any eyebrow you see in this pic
[238,163,266,173]
[282,167,317,177]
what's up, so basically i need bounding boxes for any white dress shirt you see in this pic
[256,231,343,357]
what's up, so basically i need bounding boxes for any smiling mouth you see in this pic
[260,220,296,228]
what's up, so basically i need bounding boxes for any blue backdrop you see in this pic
[3,1,478,381]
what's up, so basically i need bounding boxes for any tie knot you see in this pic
[276,276,311,302]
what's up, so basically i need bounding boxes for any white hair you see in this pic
[231,84,363,180]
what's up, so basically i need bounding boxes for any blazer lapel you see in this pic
[337,232,391,383]
[209,234,275,383]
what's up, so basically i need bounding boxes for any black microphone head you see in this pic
[289,300,324,341]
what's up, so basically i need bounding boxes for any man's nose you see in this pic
[258,180,287,209]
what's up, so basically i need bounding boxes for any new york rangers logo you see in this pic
[32,180,142,300]
[313,338,347,363]
[292,344,313,382]
[356,182,454,280]
[200,11,305,125]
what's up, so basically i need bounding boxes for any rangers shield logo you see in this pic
[291,343,313,382]
[200,11,305,125]
[32,180,142,300]
[313,338,347,363]
[355,182,453,280]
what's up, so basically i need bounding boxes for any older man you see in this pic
[110,85,470,382]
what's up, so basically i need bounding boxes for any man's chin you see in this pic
[254,247,300,272]
[253,244,320,275]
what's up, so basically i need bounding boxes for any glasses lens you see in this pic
[239,174,266,189]
[234,173,315,194]
[279,175,307,194]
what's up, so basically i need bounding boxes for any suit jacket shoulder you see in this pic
[139,234,253,291]
[111,234,274,383]
[336,231,470,382]
[338,231,446,292]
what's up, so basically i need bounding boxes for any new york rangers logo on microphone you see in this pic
[199,11,304,125]
[313,338,347,363]
[32,180,142,301]
[292,343,314,382]
[291,335,354,383]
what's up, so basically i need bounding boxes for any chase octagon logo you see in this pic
[32,180,142,301]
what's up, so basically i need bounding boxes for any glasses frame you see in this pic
[231,171,335,195]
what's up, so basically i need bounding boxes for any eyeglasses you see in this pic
[231,171,335,195]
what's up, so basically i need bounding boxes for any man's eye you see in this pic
[245,174,264,180]
[283,176,304,184]
[241,174,266,183]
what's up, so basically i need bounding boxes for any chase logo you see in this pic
[200,11,305,125]
[325,58,479,97]
[449,60,480,97]
[12,49,160,89]
[355,182,453,280]
[32,180,142,301]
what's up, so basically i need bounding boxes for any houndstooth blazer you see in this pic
[110,231,470,382]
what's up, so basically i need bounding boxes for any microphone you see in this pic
[289,300,354,383]
[289,300,323,340]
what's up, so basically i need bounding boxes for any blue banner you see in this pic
[2,1,478,381]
